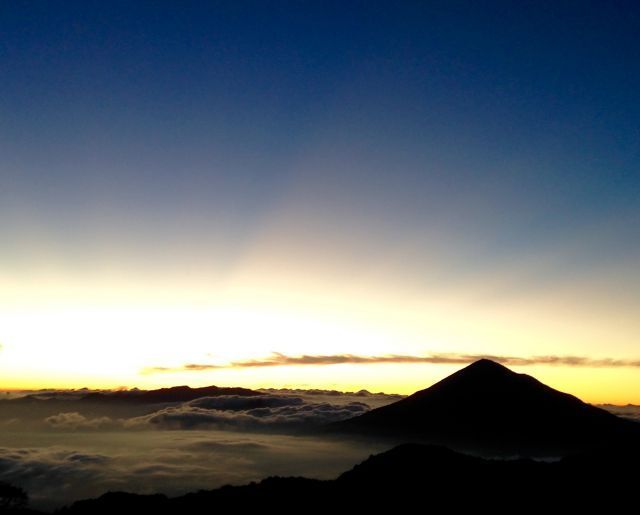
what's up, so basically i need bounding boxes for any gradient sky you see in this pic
[1,1,639,402]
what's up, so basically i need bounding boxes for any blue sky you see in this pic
[1,1,639,399]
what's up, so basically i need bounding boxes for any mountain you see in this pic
[78,385,263,404]
[0,385,266,429]
[330,359,640,452]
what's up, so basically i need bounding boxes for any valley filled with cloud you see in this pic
[0,388,399,509]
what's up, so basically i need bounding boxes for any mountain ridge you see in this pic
[53,442,640,514]
[78,384,264,404]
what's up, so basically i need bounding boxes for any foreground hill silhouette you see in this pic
[330,359,640,452]
[50,443,640,514]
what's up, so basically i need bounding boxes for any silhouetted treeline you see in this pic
[0,482,40,515]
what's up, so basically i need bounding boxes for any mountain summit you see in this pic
[331,359,639,452]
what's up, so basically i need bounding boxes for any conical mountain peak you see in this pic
[408,358,534,401]
[330,359,637,452]
[441,358,516,383]
[464,358,511,373]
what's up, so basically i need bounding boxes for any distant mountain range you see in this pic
[77,385,262,404]
[330,358,640,452]
[9,385,263,405]
[1,385,266,424]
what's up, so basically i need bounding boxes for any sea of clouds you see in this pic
[0,388,400,509]
[2,386,636,511]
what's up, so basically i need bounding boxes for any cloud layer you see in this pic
[45,412,117,430]
[598,404,640,422]
[0,431,387,510]
[0,447,110,508]
[125,395,369,431]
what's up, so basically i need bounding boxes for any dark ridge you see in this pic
[329,359,640,452]
[53,443,640,514]
[78,385,263,404]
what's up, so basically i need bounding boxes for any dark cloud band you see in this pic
[142,352,640,374]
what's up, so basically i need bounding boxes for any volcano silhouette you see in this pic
[331,359,639,452]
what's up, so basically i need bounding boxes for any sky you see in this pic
[1,1,639,402]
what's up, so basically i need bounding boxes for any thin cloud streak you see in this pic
[142,352,640,374]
